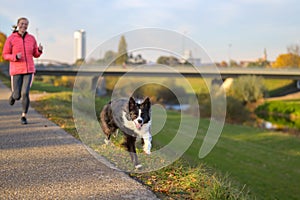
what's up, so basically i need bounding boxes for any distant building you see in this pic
[239,60,253,67]
[180,50,201,66]
[74,29,86,62]
[240,48,270,67]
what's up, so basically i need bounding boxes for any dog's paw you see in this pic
[104,139,110,145]
[143,146,151,155]
[135,164,143,169]
[144,150,151,155]
[143,142,152,155]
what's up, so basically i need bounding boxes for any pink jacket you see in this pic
[2,32,42,76]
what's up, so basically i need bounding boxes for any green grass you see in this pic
[198,124,300,200]
[263,79,295,97]
[31,91,78,138]
[263,79,294,92]
[105,76,210,94]
[132,159,250,200]
[31,81,72,93]
[151,111,300,199]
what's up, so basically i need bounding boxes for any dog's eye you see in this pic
[130,111,137,118]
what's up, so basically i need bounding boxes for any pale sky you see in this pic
[0,0,299,64]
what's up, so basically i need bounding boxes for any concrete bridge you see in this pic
[31,65,300,80]
[1,64,300,94]
[1,63,300,79]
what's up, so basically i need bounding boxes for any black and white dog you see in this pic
[100,97,152,169]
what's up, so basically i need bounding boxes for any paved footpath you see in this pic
[0,80,159,200]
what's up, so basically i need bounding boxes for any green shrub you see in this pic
[255,100,300,129]
[229,75,266,103]
[40,75,55,84]
[196,93,250,123]
[54,76,75,88]
[36,75,75,88]
[226,96,251,123]
[256,101,300,116]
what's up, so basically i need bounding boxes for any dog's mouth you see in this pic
[134,121,143,130]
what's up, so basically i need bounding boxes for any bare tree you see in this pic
[287,44,300,56]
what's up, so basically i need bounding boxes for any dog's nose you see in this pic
[138,119,143,124]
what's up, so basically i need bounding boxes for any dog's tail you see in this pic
[100,103,117,140]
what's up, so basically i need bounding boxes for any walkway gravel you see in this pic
[0,80,159,200]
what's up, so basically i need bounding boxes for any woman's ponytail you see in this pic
[12,25,18,32]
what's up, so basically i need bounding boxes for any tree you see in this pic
[115,35,128,65]
[74,58,85,66]
[220,61,228,67]
[229,75,266,104]
[247,59,270,68]
[0,32,7,62]
[272,53,300,68]
[272,44,300,68]
[229,59,239,67]
[104,50,117,64]
[157,56,179,65]
[287,44,300,55]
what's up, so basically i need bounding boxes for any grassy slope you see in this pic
[263,79,295,97]
[153,114,300,199]
[202,124,300,199]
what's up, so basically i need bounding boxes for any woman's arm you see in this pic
[2,38,18,62]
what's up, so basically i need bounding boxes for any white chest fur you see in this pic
[122,110,152,154]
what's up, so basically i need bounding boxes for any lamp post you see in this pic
[228,43,232,66]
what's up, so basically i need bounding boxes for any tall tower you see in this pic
[263,48,267,61]
[74,29,86,62]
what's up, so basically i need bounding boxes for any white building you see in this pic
[74,29,86,62]
[180,50,201,66]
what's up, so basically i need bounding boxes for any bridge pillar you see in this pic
[296,80,300,89]
[221,78,234,91]
[211,78,233,90]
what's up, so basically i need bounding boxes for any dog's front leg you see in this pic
[143,132,152,154]
[129,152,141,169]
[124,134,142,169]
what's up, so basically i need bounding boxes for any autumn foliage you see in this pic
[0,32,7,62]
[272,53,300,68]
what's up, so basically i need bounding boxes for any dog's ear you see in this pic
[142,97,151,110]
[129,97,136,111]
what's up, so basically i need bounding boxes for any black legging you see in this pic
[11,73,33,114]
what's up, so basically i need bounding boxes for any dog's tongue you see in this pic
[135,122,142,129]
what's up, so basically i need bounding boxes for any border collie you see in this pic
[100,97,152,169]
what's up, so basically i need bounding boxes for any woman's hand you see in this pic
[16,53,22,59]
[38,43,43,52]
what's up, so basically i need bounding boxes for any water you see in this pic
[257,112,300,130]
